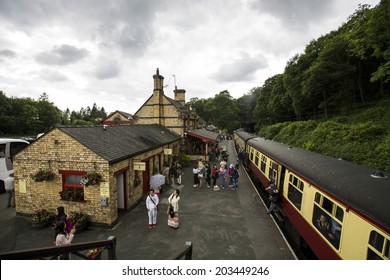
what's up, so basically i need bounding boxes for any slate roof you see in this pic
[57,124,181,164]
[187,128,219,142]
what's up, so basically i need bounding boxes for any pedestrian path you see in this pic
[0,140,295,260]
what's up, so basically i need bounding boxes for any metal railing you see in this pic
[168,241,193,260]
[0,236,117,260]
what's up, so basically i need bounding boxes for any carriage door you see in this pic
[268,161,278,183]
[116,170,128,211]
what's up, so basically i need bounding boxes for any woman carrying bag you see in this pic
[167,189,180,229]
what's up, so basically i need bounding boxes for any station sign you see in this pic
[133,162,146,171]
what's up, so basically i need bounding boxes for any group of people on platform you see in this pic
[192,158,240,191]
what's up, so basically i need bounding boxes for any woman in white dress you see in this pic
[167,189,180,229]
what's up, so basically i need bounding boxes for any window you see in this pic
[254,151,259,166]
[59,171,85,201]
[287,174,304,210]
[260,155,267,173]
[312,193,344,250]
[367,231,389,260]
[10,142,29,157]
[250,149,254,161]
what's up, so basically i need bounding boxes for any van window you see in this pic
[0,144,5,158]
[10,142,29,158]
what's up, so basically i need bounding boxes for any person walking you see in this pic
[54,206,73,233]
[169,162,177,187]
[176,162,183,186]
[192,163,199,187]
[167,189,180,229]
[146,189,159,228]
[204,163,211,188]
[54,220,76,260]
[219,164,228,189]
[211,164,220,191]
[5,173,15,208]
[231,164,240,190]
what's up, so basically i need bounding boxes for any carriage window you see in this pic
[312,205,341,250]
[287,174,304,211]
[335,206,344,222]
[313,193,344,250]
[250,151,254,161]
[322,197,333,213]
[369,231,384,252]
[314,192,320,204]
[367,231,388,260]
[260,155,267,173]
[254,151,259,166]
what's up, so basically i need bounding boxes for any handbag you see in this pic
[168,204,175,218]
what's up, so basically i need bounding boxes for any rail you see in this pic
[168,241,193,260]
[0,236,117,260]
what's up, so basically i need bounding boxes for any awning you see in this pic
[186,128,219,143]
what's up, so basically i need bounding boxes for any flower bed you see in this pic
[28,209,56,230]
[68,211,89,232]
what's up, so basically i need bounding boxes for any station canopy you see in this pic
[186,128,219,143]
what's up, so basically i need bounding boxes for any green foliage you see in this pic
[0,91,107,136]
[179,154,192,167]
[257,100,390,171]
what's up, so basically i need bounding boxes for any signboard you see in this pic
[19,179,26,193]
[133,162,146,171]
[100,182,110,197]
[164,149,172,155]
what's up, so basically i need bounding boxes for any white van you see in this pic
[0,139,29,193]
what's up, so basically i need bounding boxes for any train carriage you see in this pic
[234,130,390,260]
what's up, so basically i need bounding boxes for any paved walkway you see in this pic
[0,140,295,260]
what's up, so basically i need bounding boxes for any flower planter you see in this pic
[75,221,89,232]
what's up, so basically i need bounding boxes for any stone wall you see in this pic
[13,128,181,226]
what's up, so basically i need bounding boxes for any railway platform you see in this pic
[0,140,295,260]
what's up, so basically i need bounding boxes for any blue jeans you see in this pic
[232,178,238,189]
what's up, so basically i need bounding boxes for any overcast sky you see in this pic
[0,0,380,115]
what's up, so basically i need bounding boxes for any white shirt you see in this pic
[146,194,159,210]
[168,193,180,212]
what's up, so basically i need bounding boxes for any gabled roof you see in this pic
[105,110,133,120]
[186,128,219,142]
[57,124,181,164]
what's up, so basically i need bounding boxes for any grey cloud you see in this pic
[39,70,69,82]
[35,45,89,65]
[0,0,162,56]
[95,61,121,80]
[0,49,17,58]
[251,0,333,30]
[212,53,268,83]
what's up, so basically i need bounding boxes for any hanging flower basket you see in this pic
[32,169,55,182]
[81,172,102,187]
[134,175,141,187]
